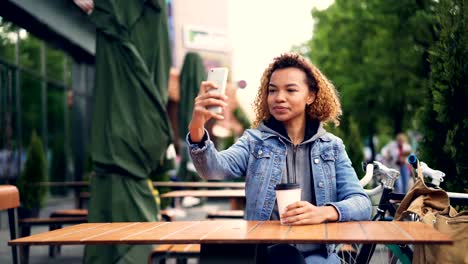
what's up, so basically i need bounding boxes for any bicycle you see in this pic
[336,160,409,264]
[338,156,468,264]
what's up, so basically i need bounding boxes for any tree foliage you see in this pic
[418,0,467,192]
[305,0,467,191]
[306,0,437,159]
[1,18,70,192]
[17,131,48,209]
[1,18,70,142]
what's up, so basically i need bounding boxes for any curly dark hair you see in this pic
[252,52,342,127]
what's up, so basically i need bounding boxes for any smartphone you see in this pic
[206,67,229,114]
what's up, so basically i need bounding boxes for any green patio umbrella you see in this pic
[177,52,206,181]
[84,0,172,263]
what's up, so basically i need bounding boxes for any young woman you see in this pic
[187,53,371,263]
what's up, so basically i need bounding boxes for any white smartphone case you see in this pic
[206,67,229,113]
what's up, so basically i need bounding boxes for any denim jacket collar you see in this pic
[257,121,330,144]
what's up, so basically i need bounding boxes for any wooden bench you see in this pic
[149,244,200,264]
[206,210,244,219]
[50,208,87,218]
[49,208,175,222]
[18,216,88,262]
[161,189,246,210]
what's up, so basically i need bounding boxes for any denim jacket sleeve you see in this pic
[186,130,250,180]
[326,138,372,222]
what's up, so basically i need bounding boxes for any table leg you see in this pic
[200,244,264,264]
[229,198,245,210]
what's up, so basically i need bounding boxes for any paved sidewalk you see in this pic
[0,194,229,264]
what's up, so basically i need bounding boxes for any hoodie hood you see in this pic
[258,117,326,145]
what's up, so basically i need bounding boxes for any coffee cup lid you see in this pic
[275,183,300,190]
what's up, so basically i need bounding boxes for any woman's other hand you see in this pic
[74,0,94,15]
[281,201,339,225]
[188,81,228,142]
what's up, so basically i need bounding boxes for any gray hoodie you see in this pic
[259,118,326,254]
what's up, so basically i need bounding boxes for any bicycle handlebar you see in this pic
[408,154,418,169]
[360,160,400,189]
[359,163,374,187]
[407,154,445,187]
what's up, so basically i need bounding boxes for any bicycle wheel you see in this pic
[337,243,412,264]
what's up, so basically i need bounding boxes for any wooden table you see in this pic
[161,189,246,210]
[9,220,452,264]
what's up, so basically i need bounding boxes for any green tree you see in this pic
[0,19,17,63]
[306,0,437,159]
[418,0,467,192]
[1,18,71,189]
[17,131,48,209]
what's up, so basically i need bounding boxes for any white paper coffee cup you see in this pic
[275,183,301,225]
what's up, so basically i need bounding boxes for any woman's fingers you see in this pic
[282,211,323,225]
[194,106,225,120]
[191,81,228,127]
[200,81,218,94]
[194,82,228,119]
[195,96,228,108]
[199,81,228,99]
[281,202,328,225]
[74,0,94,14]
[283,201,312,216]
[196,91,228,103]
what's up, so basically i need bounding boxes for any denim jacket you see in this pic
[188,123,372,256]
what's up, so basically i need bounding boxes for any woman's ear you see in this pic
[307,93,316,105]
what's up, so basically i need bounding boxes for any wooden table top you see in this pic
[9,220,452,246]
[161,189,245,198]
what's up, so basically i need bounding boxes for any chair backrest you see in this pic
[0,185,20,264]
[0,185,20,211]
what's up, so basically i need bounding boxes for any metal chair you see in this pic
[0,185,20,264]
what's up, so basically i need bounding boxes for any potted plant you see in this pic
[17,131,48,218]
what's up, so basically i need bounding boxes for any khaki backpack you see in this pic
[394,163,468,264]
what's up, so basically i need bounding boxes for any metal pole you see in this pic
[15,29,22,177]
[63,56,70,182]
[6,69,13,184]
[41,42,48,155]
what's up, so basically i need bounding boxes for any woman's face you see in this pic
[267,67,315,127]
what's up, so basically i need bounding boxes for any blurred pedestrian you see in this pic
[381,133,413,193]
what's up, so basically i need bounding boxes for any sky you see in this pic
[228,0,334,119]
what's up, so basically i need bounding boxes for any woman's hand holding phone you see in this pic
[189,68,229,142]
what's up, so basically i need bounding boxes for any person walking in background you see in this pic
[381,133,413,193]
[186,53,371,263]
